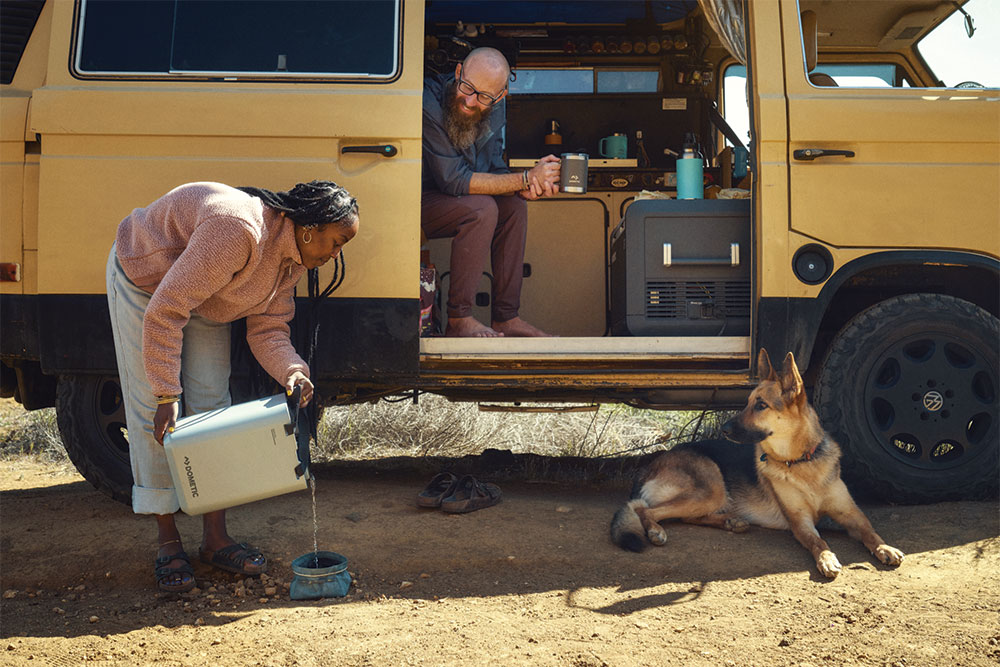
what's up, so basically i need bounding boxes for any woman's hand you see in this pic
[154,401,180,446]
[286,371,314,407]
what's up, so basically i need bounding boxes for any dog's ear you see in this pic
[779,352,805,398]
[757,348,776,380]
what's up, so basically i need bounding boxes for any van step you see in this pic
[419,336,749,360]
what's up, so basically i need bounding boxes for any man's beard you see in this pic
[444,81,494,150]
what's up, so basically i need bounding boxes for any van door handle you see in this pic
[793,148,855,161]
[341,144,398,157]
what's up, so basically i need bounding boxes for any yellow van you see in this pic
[2,0,997,504]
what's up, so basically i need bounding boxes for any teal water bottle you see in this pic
[677,133,704,199]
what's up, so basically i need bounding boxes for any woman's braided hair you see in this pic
[237,180,358,229]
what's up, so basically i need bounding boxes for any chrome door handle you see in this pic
[341,145,398,157]
[793,148,855,161]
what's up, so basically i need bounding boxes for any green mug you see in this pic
[599,133,627,159]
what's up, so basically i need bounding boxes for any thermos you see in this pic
[560,153,589,194]
[676,132,704,200]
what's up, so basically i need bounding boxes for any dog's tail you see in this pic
[610,498,648,552]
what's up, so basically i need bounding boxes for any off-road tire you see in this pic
[56,374,133,505]
[815,294,998,503]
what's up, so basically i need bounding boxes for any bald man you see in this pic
[421,47,561,337]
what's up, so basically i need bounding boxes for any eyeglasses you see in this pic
[456,68,506,107]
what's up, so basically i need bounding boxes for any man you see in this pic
[422,47,561,337]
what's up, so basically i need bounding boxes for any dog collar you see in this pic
[760,438,823,467]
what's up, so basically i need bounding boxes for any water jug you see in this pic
[163,388,311,515]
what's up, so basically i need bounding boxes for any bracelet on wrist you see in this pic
[155,395,180,405]
[522,170,530,190]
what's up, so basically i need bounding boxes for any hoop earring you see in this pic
[302,230,312,244]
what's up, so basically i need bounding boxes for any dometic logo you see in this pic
[922,390,944,412]
[182,456,199,497]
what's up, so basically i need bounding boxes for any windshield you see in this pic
[916,0,1000,88]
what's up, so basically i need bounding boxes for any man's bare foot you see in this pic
[492,317,553,337]
[446,316,503,337]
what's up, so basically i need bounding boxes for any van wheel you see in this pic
[815,294,999,503]
[56,374,133,505]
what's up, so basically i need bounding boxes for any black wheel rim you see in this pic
[94,375,131,464]
[864,331,997,471]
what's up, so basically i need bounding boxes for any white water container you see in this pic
[164,393,308,515]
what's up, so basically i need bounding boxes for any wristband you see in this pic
[522,170,530,190]
[155,395,180,405]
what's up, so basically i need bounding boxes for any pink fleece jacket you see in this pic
[115,182,309,397]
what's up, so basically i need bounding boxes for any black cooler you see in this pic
[610,199,751,336]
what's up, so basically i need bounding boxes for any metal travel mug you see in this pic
[560,153,589,194]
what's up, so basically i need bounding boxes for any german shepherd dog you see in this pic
[611,349,904,578]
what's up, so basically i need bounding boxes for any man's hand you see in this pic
[527,155,561,197]
[154,401,180,446]
[286,371,314,407]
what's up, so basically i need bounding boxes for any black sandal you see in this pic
[200,542,267,576]
[416,472,459,508]
[154,550,196,593]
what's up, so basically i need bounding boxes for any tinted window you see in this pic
[76,0,400,79]
[1,0,45,84]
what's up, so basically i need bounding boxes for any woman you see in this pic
[106,180,359,593]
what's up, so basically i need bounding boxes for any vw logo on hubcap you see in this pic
[922,390,944,412]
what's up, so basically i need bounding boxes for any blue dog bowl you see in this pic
[289,551,351,600]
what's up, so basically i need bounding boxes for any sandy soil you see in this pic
[1,456,998,667]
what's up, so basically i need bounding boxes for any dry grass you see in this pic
[0,396,735,468]
[313,393,733,462]
[0,401,70,466]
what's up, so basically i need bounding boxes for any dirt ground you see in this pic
[1,454,998,667]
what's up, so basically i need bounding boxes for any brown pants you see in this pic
[420,191,528,322]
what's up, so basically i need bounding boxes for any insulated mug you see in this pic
[599,133,627,159]
[560,153,589,194]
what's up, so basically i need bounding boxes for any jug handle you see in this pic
[284,385,302,436]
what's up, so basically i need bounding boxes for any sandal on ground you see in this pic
[199,542,267,576]
[416,472,459,508]
[154,550,196,593]
[440,475,502,514]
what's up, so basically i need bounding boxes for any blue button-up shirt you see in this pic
[422,73,508,196]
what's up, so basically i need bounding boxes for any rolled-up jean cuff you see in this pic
[132,485,181,516]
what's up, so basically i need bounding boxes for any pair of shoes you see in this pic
[199,542,267,576]
[441,474,502,513]
[154,550,196,593]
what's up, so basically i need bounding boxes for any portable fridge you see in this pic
[610,198,751,336]
[163,392,310,515]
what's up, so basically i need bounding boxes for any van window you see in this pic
[811,63,913,88]
[511,68,659,94]
[0,0,45,84]
[75,0,400,80]
[916,0,999,88]
[722,64,750,148]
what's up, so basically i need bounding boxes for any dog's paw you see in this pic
[817,550,842,578]
[647,526,667,546]
[724,518,749,533]
[874,544,904,566]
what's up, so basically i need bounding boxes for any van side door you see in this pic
[780,1,999,257]
[29,0,423,383]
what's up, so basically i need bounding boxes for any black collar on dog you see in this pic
[760,436,824,467]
